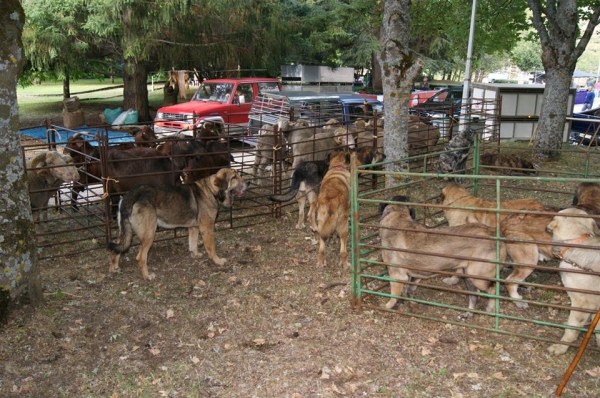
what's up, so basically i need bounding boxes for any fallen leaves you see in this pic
[148,348,160,356]
[586,366,600,377]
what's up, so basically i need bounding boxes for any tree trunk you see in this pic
[372,51,383,92]
[121,3,150,122]
[0,0,44,324]
[378,0,423,191]
[532,68,572,160]
[122,58,151,122]
[527,0,600,161]
[63,69,71,99]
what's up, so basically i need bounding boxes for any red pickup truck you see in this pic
[153,77,282,136]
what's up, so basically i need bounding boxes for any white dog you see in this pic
[546,208,600,355]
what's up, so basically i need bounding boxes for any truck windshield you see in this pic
[193,83,235,102]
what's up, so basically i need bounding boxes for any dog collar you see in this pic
[557,233,593,259]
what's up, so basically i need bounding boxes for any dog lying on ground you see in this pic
[572,182,600,225]
[479,152,536,175]
[269,159,329,230]
[108,168,248,280]
[316,151,353,268]
[441,183,554,308]
[379,196,507,319]
[546,208,600,355]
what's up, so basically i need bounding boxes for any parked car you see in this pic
[153,77,282,137]
[246,91,383,135]
[570,108,600,146]
[409,89,440,107]
[410,86,465,117]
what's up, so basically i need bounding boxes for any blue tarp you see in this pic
[19,125,135,146]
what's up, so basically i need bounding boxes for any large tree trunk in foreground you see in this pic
[379,0,423,190]
[0,0,43,324]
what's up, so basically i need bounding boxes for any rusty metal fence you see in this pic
[350,133,600,350]
[19,98,500,261]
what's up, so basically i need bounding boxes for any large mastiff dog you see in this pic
[108,168,248,280]
[441,183,554,308]
[316,151,353,268]
[379,198,507,319]
[546,208,600,355]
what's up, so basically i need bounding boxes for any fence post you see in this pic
[272,123,282,219]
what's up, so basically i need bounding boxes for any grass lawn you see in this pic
[17,78,192,127]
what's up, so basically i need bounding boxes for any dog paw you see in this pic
[458,312,473,321]
[213,257,226,266]
[385,299,398,309]
[548,343,569,355]
[514,300,529,310]
[147,273,157,281]
[443,276,460,285]
[295,223,305,229]
[190,251,202,259]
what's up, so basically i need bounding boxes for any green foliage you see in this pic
[21,0,90,85]
[411,0,528,79]
[511,38,543,73]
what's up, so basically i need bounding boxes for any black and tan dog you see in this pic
[108,168,248,280]
[316,151,353,268]
[379,196,507,319]
[270,147,383,231]
[269,159,329,231]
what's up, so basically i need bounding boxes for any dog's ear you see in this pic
[378,196,411,216]
[409,208,416,220]
[327,151,336,163]
[378,202,389,215]
[213,169,230,202]
[572,190,579,206]
[391,195,409,203]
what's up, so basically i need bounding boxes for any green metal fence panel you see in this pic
[350,133,600,352]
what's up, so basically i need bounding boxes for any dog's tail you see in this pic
[268,169,303,202]
[107,197,134,254]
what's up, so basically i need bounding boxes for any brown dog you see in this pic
[546,208,600,355]
[441,183,547,228]
[572,182,600,220]
[379,198,507,319]
[108,168,248,280]
[316,151,353,267]
[480,152,536,175]
[441,183,554,308]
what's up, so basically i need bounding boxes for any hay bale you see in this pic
[63,109,85,129]
[63,96,82,112]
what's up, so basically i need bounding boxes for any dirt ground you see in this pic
[2,215,600,398]
[3,104,600,397]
